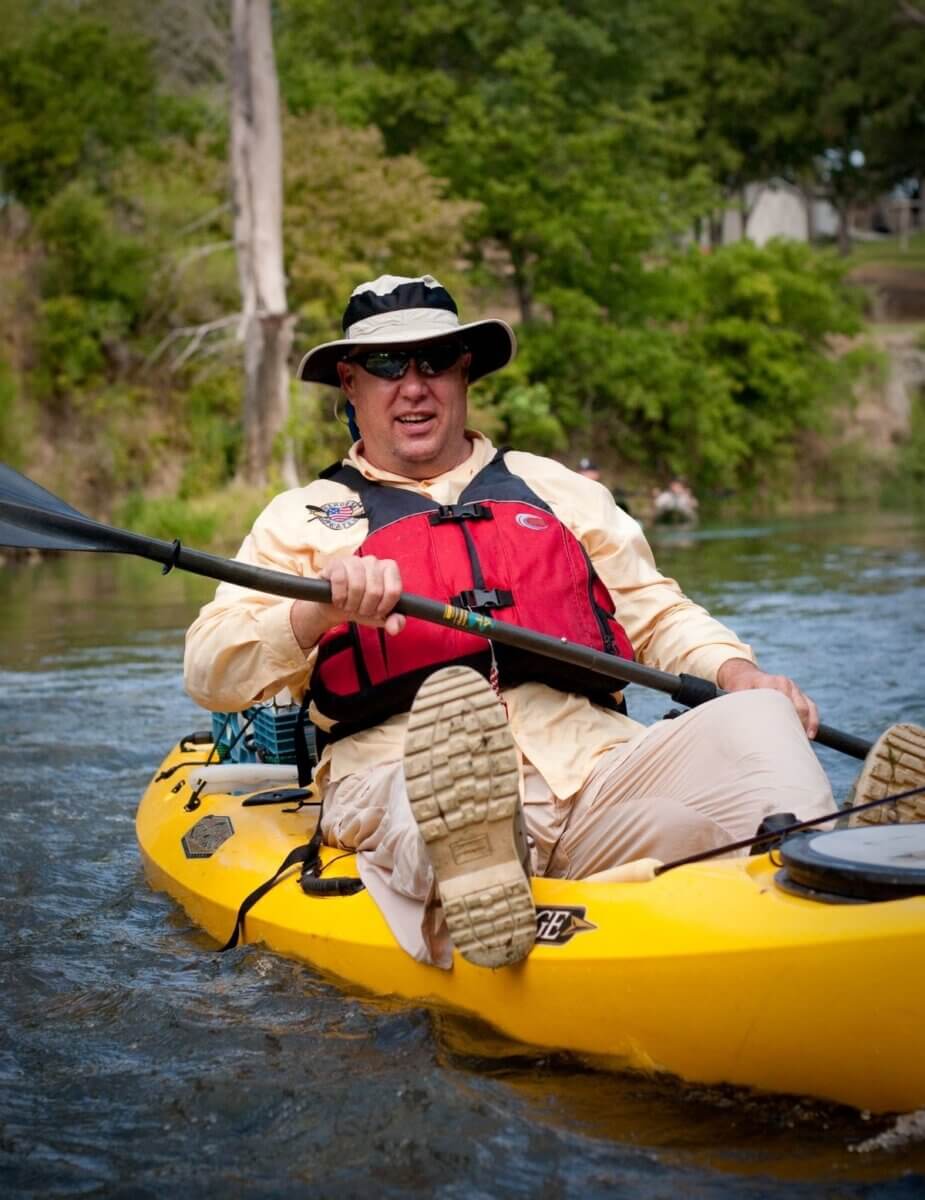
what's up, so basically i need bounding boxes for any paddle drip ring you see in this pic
[161,538,182,575]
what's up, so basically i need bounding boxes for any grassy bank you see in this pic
[847,228,925,270]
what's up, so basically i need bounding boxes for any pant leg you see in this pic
[321,761,453,966]
[549,690,834,879]
[320,691,834,957]
[322,760,548,968]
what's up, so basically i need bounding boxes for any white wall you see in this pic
[709,182,840,246]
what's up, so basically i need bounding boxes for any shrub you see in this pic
[177,368,244,498]
[31,296,112,398]
[519,240,863,488]
[0,357,31,465]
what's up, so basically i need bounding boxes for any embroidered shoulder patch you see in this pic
[306,500,365,530]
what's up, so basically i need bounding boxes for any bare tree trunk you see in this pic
[802,184,817,243]
[231,0,297,488]
[835,202,852,256]
[738,182,764,242]
[898,2,925,26]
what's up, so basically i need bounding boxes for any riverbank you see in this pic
[4,235,924,547]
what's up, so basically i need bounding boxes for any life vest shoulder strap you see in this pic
[319,450,542,533]
[321,462,438,530]
[460,450,553,512]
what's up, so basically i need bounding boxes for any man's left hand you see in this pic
[716,658,819,739]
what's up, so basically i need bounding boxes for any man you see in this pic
[577,456,601,482]
[577,456,633,515]
[185,273,833,971]
[653,477,699,525]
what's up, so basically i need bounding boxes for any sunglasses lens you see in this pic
[350,339,465,380]
[417,340,464,375]
[357,351,408,380]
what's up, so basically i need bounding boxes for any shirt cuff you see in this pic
[684,644,756,684]
[256,599,309,672]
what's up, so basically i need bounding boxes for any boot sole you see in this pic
[847,723,925,825]
[404,666,535,968]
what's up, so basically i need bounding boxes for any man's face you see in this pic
[336,342,472,479]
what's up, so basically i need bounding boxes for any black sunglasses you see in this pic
[347,338,467,381]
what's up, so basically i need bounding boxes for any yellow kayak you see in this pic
[137,739,925,1115]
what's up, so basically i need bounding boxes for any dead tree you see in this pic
[230,0,297,487]
[898,2,925,26]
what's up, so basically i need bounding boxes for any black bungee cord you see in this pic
[654,782,925,876]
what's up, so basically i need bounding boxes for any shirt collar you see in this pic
[345,431,496,486]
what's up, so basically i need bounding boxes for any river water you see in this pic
[2,511,925,1198]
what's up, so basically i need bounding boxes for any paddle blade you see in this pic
[0,463,120,552]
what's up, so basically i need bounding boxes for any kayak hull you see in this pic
[137,742,925,1114]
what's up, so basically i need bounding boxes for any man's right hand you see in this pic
[290,555,406,651]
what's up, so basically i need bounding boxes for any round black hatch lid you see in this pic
[778,825,925,902]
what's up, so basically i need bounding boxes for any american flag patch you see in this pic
[315,500,363,530]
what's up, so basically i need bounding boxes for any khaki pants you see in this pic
[320,691,834,967]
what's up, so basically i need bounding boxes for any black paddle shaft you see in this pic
[0,475,875,761]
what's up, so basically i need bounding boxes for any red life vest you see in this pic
[311,453,634,739]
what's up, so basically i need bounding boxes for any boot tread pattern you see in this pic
[404,665,535,968]
[849,723,925,825]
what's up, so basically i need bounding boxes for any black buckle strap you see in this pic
[294,691,316,788]
[219,841,317,951]
[452,587,514,612]
[219,824,364,951]
[429,502,492,524]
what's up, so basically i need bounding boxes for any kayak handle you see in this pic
[301,875,365,897]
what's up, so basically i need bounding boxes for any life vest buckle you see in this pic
[453,587,514,612]
[429,502,492,523]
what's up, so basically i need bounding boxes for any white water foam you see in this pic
[851,1109,925,1153]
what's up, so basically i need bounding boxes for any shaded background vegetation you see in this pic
[1,0,923,542]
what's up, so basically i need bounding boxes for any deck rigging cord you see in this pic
[654,782,925,875]
[154,711,258,781]
[213,781,925,951]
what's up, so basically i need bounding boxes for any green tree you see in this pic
[0,9,161,209]
[660,0,826,243]
[277,0,707,320]
[284,113,477,326]
[663,0,925,250]
[809,1,925,251]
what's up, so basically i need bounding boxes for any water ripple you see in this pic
[2,526,925,1197]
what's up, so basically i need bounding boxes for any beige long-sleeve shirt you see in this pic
[184,432,754,797]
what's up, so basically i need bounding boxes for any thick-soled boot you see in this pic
[847,723,925,825]
[403,665,535,968]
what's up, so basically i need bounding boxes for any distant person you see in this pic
[577,456,601,482]
[186,272,833,973]
[577,456,633,516]
[653,477,698,525]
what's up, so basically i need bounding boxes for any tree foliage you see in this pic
[0,0,915,510]
[518,240,862,484]
[0,7,186,209]
[662,0,925,245]
[278,1,709,319]
[283,112,477,339]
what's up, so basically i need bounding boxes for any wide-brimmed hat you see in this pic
[297,274,516,388]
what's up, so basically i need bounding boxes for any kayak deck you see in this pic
[137,741,925,1114]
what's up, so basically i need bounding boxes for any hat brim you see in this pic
[297,318,516,388]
